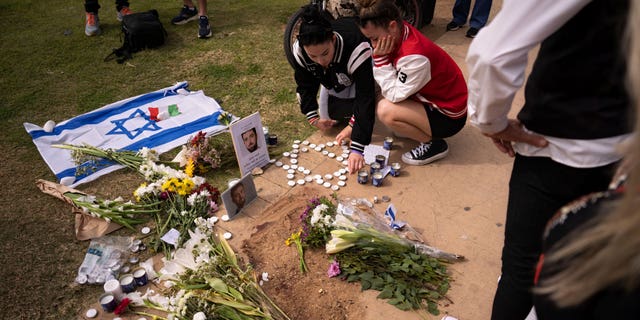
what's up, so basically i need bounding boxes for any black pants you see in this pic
[327,95,355,126]
[85,0,130,14]
[491,154,618,320]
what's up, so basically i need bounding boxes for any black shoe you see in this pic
[401,139,449,165]
[171,5,198,25]
[466,27,479,38]
[446,21,462,31]
[198,16,212,39]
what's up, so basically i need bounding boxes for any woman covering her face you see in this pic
[356,0,468,167]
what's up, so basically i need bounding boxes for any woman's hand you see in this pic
[347,152,365,174]
[373,35,395,57]
[313,119,337,131]
[335,126,352,146]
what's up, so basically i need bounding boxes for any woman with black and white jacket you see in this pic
[292,4,377,174]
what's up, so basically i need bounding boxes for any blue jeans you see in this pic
[451,0,493,29]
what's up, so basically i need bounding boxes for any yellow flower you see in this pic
[185,159,195,177]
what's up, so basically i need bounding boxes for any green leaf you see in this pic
[361,279,371,290]
[377,287,393,299]
[360,271,374,281]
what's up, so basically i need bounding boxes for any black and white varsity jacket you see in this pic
[292,17,376,154]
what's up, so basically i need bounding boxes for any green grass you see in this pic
[0,0,312,186]
[0,0,314,318]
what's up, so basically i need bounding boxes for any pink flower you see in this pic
[209,201,219,214]
[327,260,341,278]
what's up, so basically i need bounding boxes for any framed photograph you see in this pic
[221,174,258,219]
[229,112,270,177]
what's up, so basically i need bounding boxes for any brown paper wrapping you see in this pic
[36,179,122,240]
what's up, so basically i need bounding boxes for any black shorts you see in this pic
[423,103,466,139]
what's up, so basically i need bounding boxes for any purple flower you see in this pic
[159,191,169,200]
[327,260,341,278]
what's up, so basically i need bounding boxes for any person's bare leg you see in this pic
[198,0,207,16]
[376,98,433,143]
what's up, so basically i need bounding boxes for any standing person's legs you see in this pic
[451,0,471,25]
[468,0,493,29]
[197,0,211,38]
[197,0,207,16]
[85,0,101,36]
[491,155,618,320]
[85,0,100,14]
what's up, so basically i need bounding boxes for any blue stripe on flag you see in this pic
[54,111,222,183]
[28,82,188,139]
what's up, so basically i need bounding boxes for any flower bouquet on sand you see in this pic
[298,196,464,316]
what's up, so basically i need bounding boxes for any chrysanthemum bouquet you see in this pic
[132,159,220,258]
[54,143,221,259]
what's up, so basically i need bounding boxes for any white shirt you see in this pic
[465,0,630,168]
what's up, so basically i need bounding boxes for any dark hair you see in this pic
[242,127,257,137]
[356,0,402,28]
[230,181,244,195]
[297,4,334,46]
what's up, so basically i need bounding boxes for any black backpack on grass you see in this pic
[105,9,167,64]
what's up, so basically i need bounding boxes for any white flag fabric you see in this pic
[24,82,236,187]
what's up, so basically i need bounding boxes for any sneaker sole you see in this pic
[401,148,449,166]
[199,30,212,39]
[85,29,101,36]
[172,15,198,25]
[446,25,461,31]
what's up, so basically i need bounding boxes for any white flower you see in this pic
[187,193,199,206]
[310,210,321,225]
[313,204,329,216]
[193,312,207,320]
[191,176,206,187]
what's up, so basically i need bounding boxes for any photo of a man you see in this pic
[230,182,246,213]
[229,112,270,177]
[241,127,258,153]
[221,174,257,219]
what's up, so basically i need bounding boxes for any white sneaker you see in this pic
[85,12,100,36]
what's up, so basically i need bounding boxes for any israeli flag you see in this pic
[24,82,235,187]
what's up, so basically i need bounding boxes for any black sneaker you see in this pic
[401,139,449,165]
[198,16,212,39]
[466,27,479,38]
[171,5,198,25]
[446,21,462,31]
